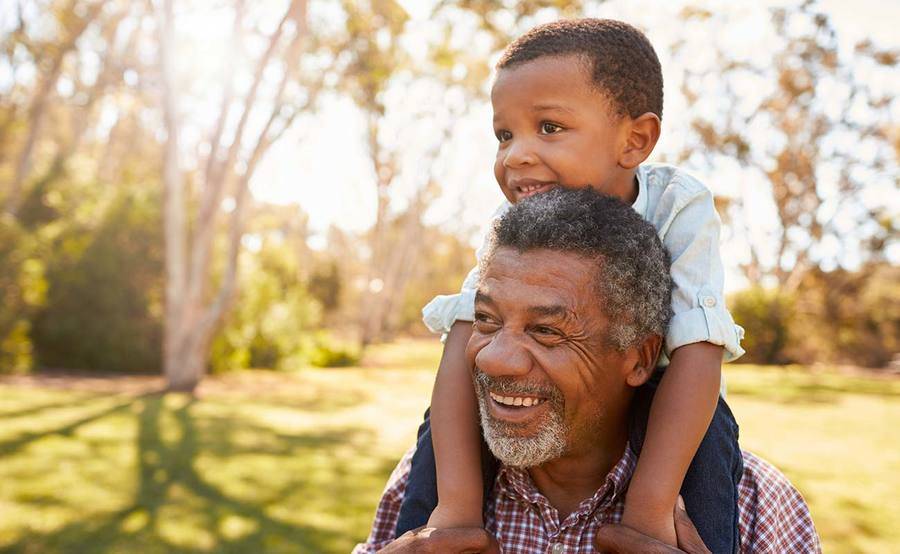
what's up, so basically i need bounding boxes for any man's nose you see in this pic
[503,137,537,168]
[475,329,533,378]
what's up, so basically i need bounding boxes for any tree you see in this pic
[156,0,325,390]
[676,1,898,288]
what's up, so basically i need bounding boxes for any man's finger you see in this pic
[594,523,679,554]
[673,498,712,554]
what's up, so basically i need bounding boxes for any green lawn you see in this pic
[0,339,897,553]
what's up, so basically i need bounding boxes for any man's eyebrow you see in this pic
[474,291,494,305]
[527,304,570,318]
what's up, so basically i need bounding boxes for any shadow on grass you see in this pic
[726,373,900,405]
[0,396,142,457]
[1,393,390,554]
[0,392,109,419]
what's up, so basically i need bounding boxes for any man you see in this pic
[355,188,820,553]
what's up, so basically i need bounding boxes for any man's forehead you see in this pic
[479,247,599,308]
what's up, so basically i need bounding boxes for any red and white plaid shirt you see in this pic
[353,446,820,553]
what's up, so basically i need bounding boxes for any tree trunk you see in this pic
[156,0,191,390]
[156,0,310,392]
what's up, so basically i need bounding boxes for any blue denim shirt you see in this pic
[422,163,745,364]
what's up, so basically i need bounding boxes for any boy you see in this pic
[397,19,745,553]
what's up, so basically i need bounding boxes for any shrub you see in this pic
[307,333,360,368]
[729,286,795,364]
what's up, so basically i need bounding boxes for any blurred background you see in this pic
[0,0,897,552]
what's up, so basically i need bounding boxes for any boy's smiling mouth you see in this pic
[508,178,557,199]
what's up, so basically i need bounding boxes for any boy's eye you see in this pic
[540,122,563,134]
[495,129,512,142]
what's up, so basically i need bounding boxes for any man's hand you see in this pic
[594,498,711,554]
[378,526,501,554]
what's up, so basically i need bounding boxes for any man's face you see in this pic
[467,247,636,468]
[491,54,634,205]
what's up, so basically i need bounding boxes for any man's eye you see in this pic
[495,129,512,142]
[540,122,562,134]
[533,325,559,336]
[474,312,499,329]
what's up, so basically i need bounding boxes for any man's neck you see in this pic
[526,426,629,519]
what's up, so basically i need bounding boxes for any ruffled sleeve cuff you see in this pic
[421,289,477,334]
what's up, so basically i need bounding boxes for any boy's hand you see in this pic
[620,498,677,547]
[426,502,485,529]
[379,526,500,554]
[595,497,711,554]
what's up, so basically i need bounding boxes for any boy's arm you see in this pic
[427,320,485,527]
[420,203,510,528]
[622,176,739,543]
[621,342,722,545]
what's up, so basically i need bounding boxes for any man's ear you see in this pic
[618,112,661,170]
[624,333,663,388]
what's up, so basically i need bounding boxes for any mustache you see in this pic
[473,368,564,404]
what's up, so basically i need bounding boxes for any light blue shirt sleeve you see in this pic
[652,173,745,363]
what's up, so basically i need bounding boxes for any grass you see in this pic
[0,339,897,553]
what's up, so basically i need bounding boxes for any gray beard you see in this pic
[473,369,569,468]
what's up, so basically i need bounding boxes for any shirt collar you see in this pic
[632,166,649,218]
[494,444,637,519]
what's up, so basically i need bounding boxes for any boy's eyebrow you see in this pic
[532,103,575,114]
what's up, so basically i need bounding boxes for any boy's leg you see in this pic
[629,373,743,554]
[395,409,499,537]
[395,409,438,536]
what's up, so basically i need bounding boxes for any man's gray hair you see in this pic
[483,187,673,350]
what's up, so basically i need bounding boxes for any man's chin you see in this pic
[480,411,566,468]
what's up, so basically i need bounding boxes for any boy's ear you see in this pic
[624,333,663,388]
[618,112,661,170]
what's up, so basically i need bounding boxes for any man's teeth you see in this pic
[489,391,545,407]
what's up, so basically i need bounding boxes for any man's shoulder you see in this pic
[738,451,822,553]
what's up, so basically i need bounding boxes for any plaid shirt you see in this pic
[353,446,820,553]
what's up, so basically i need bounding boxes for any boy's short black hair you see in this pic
[497,18,663,120]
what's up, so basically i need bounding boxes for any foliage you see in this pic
[787,264,899,368]
[307,332,361,368]
[729,286,795,365]
[730,263,899,368]
[395,224,476,335]
[308,260,343,316]
[678,1,899,287]
[30,191,164,372]
[0,0,895,380]
[0,217,45,373]
[209,239,322,373]
[1,345,898,553]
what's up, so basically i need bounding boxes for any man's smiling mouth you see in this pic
[489,391,546,407]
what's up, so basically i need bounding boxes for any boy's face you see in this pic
[491,55,635,204]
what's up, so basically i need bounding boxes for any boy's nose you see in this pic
[475,329,533,378]
[503,138,537,168]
